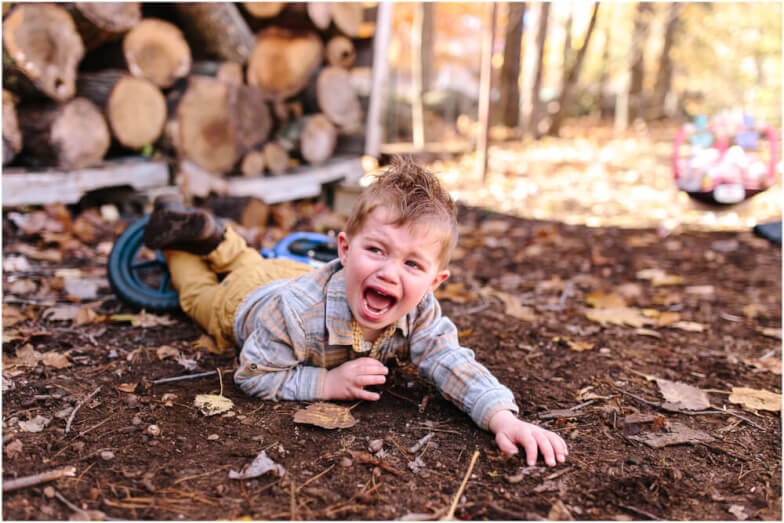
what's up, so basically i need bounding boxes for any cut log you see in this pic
[228,84,273,153]
[326,36,356,69]
[206,195,270,229]
[2,89,22,165]
[174,3,255,63]
[307,3,331,30]
[176,158,228,199]
[240,150,266,177]
[246,27,324,101]
[17,98,110,170]
[67,2,141,51]
[263,142,290,175]
[177,76,239,174]
[123,18,191,88]
[2,4,85,102]
[331,3,363,37]
[77,70,167,149]
[301,114,337,166]
[316,66,362,131]
[191,61,244,85]
[243,2,286,19]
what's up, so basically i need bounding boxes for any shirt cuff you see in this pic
[473,390,520,430]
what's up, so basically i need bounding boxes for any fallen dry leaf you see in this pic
[547,500,573,521]
[116,383,138,393]
[743,356,781,375]
[64,278,102,301]
[194,394,234,416]
[636,268,684,286]
[657,311,682,327]
[651,290,681,306]
[110,311,178,328]
[9,243,63,263]
[4,438,23,458]
[565,339,594,352]
[670,321,706,332]
[3,305,26,327]
[228,450,286,479]
[742,304,766,319]
[7,279,37,295]
[18,415,52,433]
[584,307,654,328]
[656,378,711,410]
[635,328,662,338]
[3,344,71,372]
[756,327,781,339]
[42,305,82,322]
[728,387,781,412]
[293,402,357,429]
[156,345,180,360]
[585,290,627,309]
[685,285,715,296]
[40,351,72,369]
[74,306,105,326]
[728,505,749,521]
[193,334,226,355]
[435,282,479,304]
[628,421,715,448]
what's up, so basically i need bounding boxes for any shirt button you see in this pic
[250,363,257,370]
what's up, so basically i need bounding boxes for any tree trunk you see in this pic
[316,66,362,131]
[326,36,356,69]
[246,27,324,101]
[649,3,680,120]
[123,18,192,88]
[174,3,255,63]
[242,2,286,19]
[66,2,141,52]
[77,70,167,149]
[547,3,599,136]
[17,98,110,170]
[301,114,337,165]
[3,89,22,165]
[629,2,652,121]
[263,142,290,175]
[2,4,85,102]
[529,2,550,137]
[498,2,525,127]
[228,84,273,153]
[561,5,573,87]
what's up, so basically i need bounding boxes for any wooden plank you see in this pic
[2,159,170,207]
[364,2,393,158]
[225,155,363,204]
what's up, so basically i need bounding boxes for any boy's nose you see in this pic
[376,260,400,284]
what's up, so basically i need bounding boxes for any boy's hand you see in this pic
[488,410,568,466]
[322,357,388,401]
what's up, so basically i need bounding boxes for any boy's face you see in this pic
[338,207,450,339]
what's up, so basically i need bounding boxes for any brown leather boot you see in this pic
[143,195,225,255]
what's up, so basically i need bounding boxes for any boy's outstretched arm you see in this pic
[488,409,568,466]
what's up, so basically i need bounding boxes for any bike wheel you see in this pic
[107,215,181,312]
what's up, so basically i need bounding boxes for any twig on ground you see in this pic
[172,465,232,485]
[297,464,335,491]
[152,369,234,386]
[65,385,102,434]
[290,477,297,521]
[486,502,531,520]
[618,503,660,520]
[451,299,492,318]
[443,449,480,520]
[3,466,77,492]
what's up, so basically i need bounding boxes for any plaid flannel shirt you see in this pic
[233,260,519,430]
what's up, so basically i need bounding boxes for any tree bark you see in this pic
[529,2,550,137]
[77,70,167,149]
[498,2,525,127]
[649,3,680,120]
[316,66,362,131]
[547,3,599,136]
[246,27,324,101]
[301,114,338,165]
[190,61,245,85]
[123,18,192,88]
[174,3,255,63]
[3,89,22,165]
[326,36,357,69]
[2,3,85,102]
[629,2,653,121]
[66,3,141,52]
[17,98,110,170]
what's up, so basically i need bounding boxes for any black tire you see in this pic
[107,215,181,312]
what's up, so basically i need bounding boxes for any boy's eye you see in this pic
[367,246,382,254]
[405,260,421,269]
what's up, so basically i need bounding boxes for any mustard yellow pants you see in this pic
[164,227,313,351]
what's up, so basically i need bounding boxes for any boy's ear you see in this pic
[337,231,350,265]
[429,269,450,293]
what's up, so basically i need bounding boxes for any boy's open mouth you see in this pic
[362,287,397,318]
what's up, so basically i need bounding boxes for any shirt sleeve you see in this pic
[409,293,519,430]
[233,293,327,401]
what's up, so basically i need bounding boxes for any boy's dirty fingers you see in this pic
[534,432,557,467]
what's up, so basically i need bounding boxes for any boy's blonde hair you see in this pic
[345,157,458,269]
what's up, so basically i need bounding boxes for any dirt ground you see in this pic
[2,201,781,521]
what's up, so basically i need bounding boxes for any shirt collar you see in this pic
[325,267,409,346]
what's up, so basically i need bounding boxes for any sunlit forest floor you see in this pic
[430,120,781,232]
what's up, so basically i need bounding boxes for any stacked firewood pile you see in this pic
[2,2,373,177]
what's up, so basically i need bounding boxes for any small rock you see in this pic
[368,439,384,453]
[207,434,219,441]
[125,394,138,408]
[4,439,23,458]
[100,451,115,461]
[43,486,55,498]
[339,456,353,467]
[146,424,161,437]
[54,407,74,419]
[131,416,142,426]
